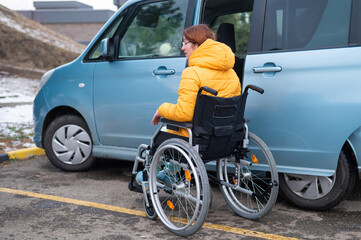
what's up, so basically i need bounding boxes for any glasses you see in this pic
[182,41,194,46]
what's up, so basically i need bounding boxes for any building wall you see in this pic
[17,1,115,46]
[44,23,104,45]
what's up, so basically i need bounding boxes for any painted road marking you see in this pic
[0,187,298,240]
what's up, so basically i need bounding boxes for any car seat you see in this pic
[216,23,244,85]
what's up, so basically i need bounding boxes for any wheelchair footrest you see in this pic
[128,175,143,193]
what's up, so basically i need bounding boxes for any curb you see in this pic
[0,147,45,164]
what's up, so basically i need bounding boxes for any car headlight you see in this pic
[39,68,55,90]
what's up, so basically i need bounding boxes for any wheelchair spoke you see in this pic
[217,132,278,219]
[149,139,210,235]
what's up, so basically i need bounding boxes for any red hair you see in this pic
[183,24,215,46]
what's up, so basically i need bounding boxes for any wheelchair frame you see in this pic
[129,85,279,236]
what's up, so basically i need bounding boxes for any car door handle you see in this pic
[153,69,175,75]
[253,66,282,73]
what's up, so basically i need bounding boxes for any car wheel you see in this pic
[279,150,356,210]
[44,114,95,171]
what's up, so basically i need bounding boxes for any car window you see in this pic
[211,12,252,58]
[118,0,189,58]
[87,13,125,60]
[263,0,352,51]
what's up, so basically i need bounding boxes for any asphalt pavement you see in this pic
[0,156,360,239]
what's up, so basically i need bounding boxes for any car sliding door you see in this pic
[243,0,359,175]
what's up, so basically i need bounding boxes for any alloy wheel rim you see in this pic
[51,124,92,165]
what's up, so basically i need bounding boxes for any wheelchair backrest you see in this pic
[192,88,248,160]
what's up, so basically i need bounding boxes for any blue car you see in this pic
[34,0,361,210]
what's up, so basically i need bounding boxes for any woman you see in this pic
[136,24,241,186]
[151,24,241,137]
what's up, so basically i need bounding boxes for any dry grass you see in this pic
[0,4,85,53]
[0,4,86,78]
[0,24,79,68]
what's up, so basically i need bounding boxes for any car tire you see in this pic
[279,150,356,210]
[44,114,95,171]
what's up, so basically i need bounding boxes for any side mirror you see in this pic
[101,38,115,61]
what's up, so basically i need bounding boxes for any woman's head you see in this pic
[182,24,215,60]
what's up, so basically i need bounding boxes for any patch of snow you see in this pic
[0,75,36,152]
[0,123,34,136]
[23,142,36,148]
[1,64,46,74]
[2,146,13,152]
[11,140,21,146]
[0,105,33,124]
[0,76,38,104]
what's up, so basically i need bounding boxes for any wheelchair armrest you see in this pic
[150,119,193,148]
[161,118,193,129]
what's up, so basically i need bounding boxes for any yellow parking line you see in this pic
[0,187,145,217]
[0,187,298,240]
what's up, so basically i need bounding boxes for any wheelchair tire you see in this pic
[143,196,157,220]
[149,138,210,237]
[217,132,279,219]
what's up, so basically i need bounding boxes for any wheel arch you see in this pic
[345,137,361,180]
[41,106,88,147]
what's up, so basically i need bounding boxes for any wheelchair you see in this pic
[129,85,279,236]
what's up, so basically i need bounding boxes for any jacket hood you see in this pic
[188,39,235,71]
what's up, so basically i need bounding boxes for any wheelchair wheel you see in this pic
[143,196,157,220]
[217,132,278,219]
[149,138,210,236]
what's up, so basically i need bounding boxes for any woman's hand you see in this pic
[151,110,161,125]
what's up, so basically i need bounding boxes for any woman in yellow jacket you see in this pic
[151,24,241,137]
[136,24,241,186]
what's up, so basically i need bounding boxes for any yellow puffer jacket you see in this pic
[158,39,241,137]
